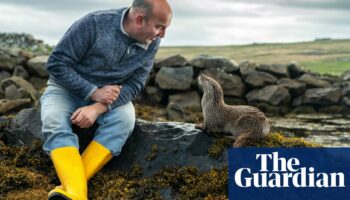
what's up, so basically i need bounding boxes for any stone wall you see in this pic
[1,33,350,115]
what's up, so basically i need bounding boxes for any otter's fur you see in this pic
[197,74,270,147]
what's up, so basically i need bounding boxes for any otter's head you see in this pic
[198,74,224,97]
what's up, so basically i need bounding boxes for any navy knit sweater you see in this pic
[46,7,160,110]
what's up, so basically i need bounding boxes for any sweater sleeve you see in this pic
[46,14,98,100]
[108,41,160,110]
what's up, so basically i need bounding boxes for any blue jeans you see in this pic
[40,82,135,156]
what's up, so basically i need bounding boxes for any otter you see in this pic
[196,74,270,147]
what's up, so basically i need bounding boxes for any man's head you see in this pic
[126,0,172,45]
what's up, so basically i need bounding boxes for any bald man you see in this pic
[40,0,172,199]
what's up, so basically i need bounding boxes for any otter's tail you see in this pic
[233,133,254,147]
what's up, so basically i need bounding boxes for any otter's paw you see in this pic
[195,123,206,131]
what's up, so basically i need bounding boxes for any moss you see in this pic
[251,132,320,147]
[208,136,233,158]
[0,165,50,195]
[134,103,167,121]
[145,144,159,161]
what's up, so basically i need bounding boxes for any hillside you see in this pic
[157,39,350,75]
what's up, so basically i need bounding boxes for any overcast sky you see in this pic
[1,0,349,46]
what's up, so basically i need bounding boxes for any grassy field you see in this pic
[156,39,350,75]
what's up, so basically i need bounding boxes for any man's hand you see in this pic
[91,85,122,104]
[71,103,108,128]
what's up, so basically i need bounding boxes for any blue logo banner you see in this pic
[229,148,350,200]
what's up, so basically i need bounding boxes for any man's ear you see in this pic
[135,15,144,27]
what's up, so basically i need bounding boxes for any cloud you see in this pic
[0,0,349,46]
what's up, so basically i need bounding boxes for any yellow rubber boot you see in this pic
[54,141,113,192]
[81,140,113,181]
[48,147,87,200]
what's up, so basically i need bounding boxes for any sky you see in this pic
[0,0,349,46]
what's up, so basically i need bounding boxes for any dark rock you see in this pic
[200,69,245,97]
[257,64,290,78]
[13,65,29,80]
[166,102,185,120]
[168,91,201,111]
[239,60,257,76]
[190,55,239,73]
[4,85,26,99]
[244,71,278,88]
[287,62,304,78]
[154,54,187,69]
[277,78,307,97]
[0,70,11,83]
[318,105,344,114]
[4,108,227,176]
[155,66,193,90]
[252,103,289,115]
[299,74,331,88]
[27,55,49,77]
[145,86,163,103]
[302,87,343,106]
[0,98,31,115]
[0,48,23,71]
[341,70,350,81]
[246,85,291,106]
[291,106,316,114]
[1,76,39,101]
[29,76,47,90]
[223,96,246,106]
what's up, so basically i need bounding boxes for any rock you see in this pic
[223,96,246,106]
[190,55,239,73]
[239,60,257,77]
[301,87,343,106]
[3,108,43,145]
[343,97,350,107]
[277,78,307,97]
[252,103,289,115]
[287,61,304,79]
[333,81,350,96]
[341,70,350,81]
[257,64,290,78]
[200,69,245,97]
[166,102,185,120]
[29,76,47,90]
[168,91,201,111]
[13,65,29,80]
[246,85,291,106]
[27,55,49,77]
[1,76,39,101]
[3,108,227,176]
[154,54,187,69]
[318,105,344,114]
[299,74,331,88]
[155,66,193,90]
[291,106,316,114]
[244,71,278,88]
[0,98,31,114]
[0,70,11,82]
[5,85,28,99]
[0,48,24,72]
[145,86,163,103]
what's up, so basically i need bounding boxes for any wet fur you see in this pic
[198,74,270,147]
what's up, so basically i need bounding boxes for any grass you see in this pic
[156,39,350,75]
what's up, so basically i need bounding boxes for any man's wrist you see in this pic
[93,102,108,114]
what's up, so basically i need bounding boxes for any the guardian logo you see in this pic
[234,152,345,188]
[229,148,350,200]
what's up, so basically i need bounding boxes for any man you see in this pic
[40,0,172,199]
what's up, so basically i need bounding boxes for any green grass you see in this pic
[302,60,350,75]
[156,39,350,75]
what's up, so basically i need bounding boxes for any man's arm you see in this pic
[46,14,98,100]
[108,53,156,110]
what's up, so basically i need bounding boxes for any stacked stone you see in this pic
[144,54,350,116]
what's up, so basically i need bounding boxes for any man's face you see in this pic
[137,12,172,44]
